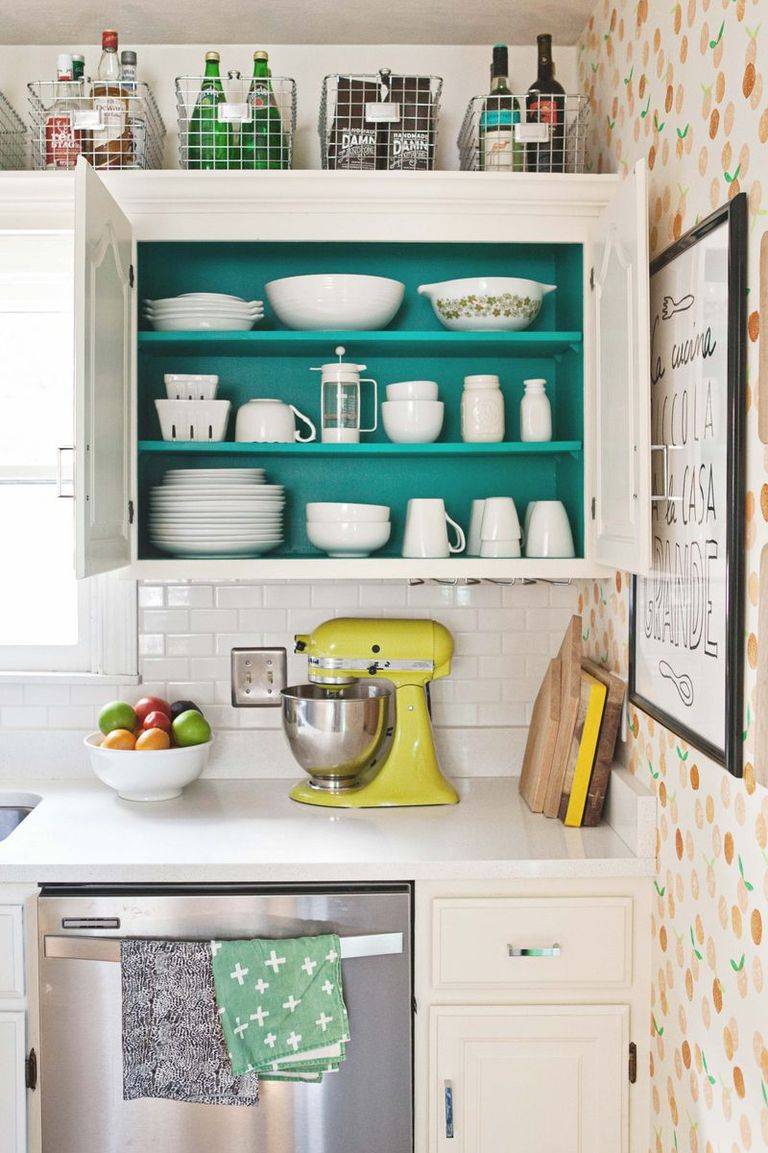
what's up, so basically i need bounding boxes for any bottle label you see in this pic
[92,94,126,145]
[249,82,269,110]
[483,130,515,171]
[529,97,559,126]
[388,129,431,170]
[45,113,83,169]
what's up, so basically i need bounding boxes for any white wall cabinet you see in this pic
[431,1004,628,1153]
[0,163,652,581]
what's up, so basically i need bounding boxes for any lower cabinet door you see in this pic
[431,1004,628,1153]
[0,1011,26,1153]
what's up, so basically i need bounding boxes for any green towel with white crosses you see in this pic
[211,934,350,1083]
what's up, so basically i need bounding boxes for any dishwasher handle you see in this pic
[44,931,403,964]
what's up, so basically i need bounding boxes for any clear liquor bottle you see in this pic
[44,55,83,170]
[91,30,133,168]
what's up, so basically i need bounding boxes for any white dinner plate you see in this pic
[147,317,261,332]
[164,471,265,483]
[151,534,284,543]
[152,540,282,556]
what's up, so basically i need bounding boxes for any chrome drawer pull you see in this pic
[508,943,561,957]
[444,1080,454,1139]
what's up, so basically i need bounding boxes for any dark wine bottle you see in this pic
[526,34,566,173]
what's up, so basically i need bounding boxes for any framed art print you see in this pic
[629,193,747,776]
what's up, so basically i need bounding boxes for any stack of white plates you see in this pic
[148,469,285,557]
[143,293,264,333]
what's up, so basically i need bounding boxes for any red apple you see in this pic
[134,695,171,725]
[143,709,172,734]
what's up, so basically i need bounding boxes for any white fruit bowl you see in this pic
[84,732,212,802]
[265,274,405,330]
[305,502,390,523]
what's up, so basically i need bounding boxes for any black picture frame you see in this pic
[629,192,747,777]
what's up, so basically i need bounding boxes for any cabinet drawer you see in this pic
[0,907,24,999]
[433,897,632,991]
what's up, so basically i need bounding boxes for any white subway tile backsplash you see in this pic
[165,634,215,657]
[0,581,570,757]
[166,584,214,608]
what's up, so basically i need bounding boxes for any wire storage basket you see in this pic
[458,93,589,174]
[0,91,26,169]
[28,80,165,170]
[176,74,296,170]
[320,72,442,171]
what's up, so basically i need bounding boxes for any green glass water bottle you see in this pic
[240,51,287,169]
[187,51,231,169]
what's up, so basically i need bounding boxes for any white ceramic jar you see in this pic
[461,374,505,443]
[520,378,552,442]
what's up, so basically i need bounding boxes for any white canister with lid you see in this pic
[461,374,505,443]
[520,378,552,442]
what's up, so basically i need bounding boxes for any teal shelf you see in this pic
[138,439,583,459]
[137,329,583,358]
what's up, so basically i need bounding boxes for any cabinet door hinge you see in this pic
[25,1048,37,1091]
[129,263,135,288]
[590,496,596,521]
[128,499,135,525]
[628,1041,637,1084]
[589,266,595,291]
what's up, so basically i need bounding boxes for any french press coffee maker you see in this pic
[312,346,378,444]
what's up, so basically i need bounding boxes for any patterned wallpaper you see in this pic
[578,1,767,1151]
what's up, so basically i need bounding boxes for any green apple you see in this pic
[98,700,138,736]
[172,709,212,747]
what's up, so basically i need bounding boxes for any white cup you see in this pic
[523,501,537,546]
[467,499,486,556]
[480,497,521,542]
[480,539,522,558]
[235,398,316,443]
[402,499,466,558]
[386,379,439,401]
[525,501,575,557]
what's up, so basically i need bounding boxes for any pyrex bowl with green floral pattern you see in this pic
[417,277,556,332]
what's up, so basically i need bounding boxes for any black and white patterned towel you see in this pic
[121,939,260,1107]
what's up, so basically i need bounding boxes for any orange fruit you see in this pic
[102,729,136,750]
[135,727,171,751]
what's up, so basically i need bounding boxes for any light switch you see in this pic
[231,647,287,707]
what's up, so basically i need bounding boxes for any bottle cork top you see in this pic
[254,50,269,60]
[205,50,220,62]
[101,30,118,50]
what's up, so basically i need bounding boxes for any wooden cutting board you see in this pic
[543,615,583,818]
[581,658,626,825]
[755,544,768,786]
[759,231,768,444]
[518,657,562,813]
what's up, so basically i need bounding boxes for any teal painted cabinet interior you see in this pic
[137,241,584,560]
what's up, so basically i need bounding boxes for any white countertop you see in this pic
[0,777,655,884]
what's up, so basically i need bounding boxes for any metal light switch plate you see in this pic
[231,647,287,707]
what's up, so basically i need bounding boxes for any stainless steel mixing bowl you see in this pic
[281,681,395,792]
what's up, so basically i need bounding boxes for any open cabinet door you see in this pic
[74,157,133,578]
[591,159,651,574]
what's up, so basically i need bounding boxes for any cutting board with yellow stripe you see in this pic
[558,672,607,826]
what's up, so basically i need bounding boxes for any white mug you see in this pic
[235,398,316,444]
[525,501,575,558]
[467,499,486,556]
[402,499,466,558]
[480,538,522,558]
[480,496,521,542]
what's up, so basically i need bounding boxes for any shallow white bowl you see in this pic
[85,732,212,802]
[386,380,439,401]
[417,276,556,332]
[265,274,405,330]
[148,316,260,333]
[307,520,391,558]
[305,502,390,523]
[381,399,444,444]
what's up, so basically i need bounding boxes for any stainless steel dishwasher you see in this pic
[38,885,412,1153]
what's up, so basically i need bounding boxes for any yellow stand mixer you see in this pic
[281,618,459,808]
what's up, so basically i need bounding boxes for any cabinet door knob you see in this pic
[444,1080,454,1139]
[508,943,561,957]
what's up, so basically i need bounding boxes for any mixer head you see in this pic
[294,617,453,686]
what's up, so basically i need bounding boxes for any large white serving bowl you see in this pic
[85,732,212,802]
[417,277,557,332]
[381,399,444,444]
[305,502,390,523]
[307,520,391,558]
[265,274,405,330]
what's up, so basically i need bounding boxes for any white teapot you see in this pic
[235,398,316,444]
